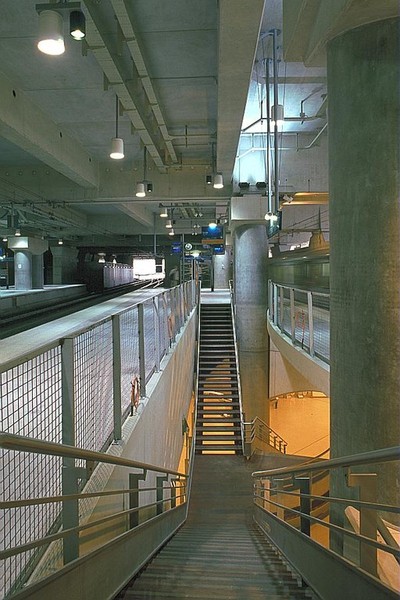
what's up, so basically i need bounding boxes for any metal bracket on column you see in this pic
[129,470,147,529]
[156,475,169,515]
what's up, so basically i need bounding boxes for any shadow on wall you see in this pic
[269,391,329,457]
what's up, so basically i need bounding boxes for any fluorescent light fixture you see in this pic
[213,173,224,189]
[271,104,284,127]
[135,182,146,197]
[110,137,124,160]
[70,10,85,40]
[37,10,65,56]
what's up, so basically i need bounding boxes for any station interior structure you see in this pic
[0,1,399,599]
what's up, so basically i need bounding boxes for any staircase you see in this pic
[116,456,316,599]
[196,303,242,455]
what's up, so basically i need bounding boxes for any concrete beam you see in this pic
[0,71,98,188]
[283,0,400,65]
[217,0,264,180]
[119,203,154,228]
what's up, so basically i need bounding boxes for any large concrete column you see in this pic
[14,250,32,290]
[8,236,48,290]
[328,18,400,515]
[213,245,232,289]
[234,225,269,423]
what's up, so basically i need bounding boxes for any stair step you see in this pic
[196,435,242,442]
[195,445,242,452]
[196,426,241,432]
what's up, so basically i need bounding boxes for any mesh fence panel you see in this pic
[75,321,114,452]
[144,301,156,383]
[293,289,310,352]
[312,293,330,363]
[0,348,62,597]
[120,307,140,415]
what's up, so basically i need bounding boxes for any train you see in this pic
[268,247,330,294]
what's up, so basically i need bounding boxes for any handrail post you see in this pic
[156,475,169,515]
[295,476,311,536]
[290,288,296,343]
[129,470,147,529]
[307,291,315,357]
[112,314,122,441]
[138,303,146,397]
[348,472,378,577]
[279,285,284,329]
[61,336,79,564]
[274,479,286,519]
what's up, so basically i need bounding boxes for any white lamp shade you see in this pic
[37,11,65,56]
[165,219,173,228]
[271,104,284,127]
[135,182,146,197]
[160,208,168,217]
[110,137,124,159]
[169,229,175,236]
[213,173,224,189]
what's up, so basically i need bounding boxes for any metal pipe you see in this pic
[272,29,279,214]
[265,58,272,213]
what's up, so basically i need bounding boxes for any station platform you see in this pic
[0,284,87,316]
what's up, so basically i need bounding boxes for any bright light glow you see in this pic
[208,221,217,229]
[133,258,156,275]
[169,229,175,236]
[37,11,65,56]
[15,228,21,237]
[70,10,86,40]
[135,182,146,197]
[191,251,200,258]
[265,212,278,223]
[58,238,63,245]
[110,137,124,159]
[165,219,173,229]
[2,237,7,242]
[160,207,168,218]
[213,173,224,189]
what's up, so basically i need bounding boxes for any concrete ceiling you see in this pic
[0,0,393,249]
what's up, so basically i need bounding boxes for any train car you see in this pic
[268,247,330,294]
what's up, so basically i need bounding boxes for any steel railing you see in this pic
[252,446,400,600]
[229,280,245,454]
[0,279,198,598]
[0,430,195,600]
[268,280,330,364]
[243,417,288,457]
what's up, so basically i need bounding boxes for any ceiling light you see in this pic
[58,238,63,245]
[208,221,217,229]
[165,219,173,229]
[265,212,278,222]
[271,104,284,127]
[37,10,65,56]
[2,236,8,242]
[110,96,124,159]
[160,205,168,218]
[70,10,86,40]
[135,182,146,197]
[146,183,153,193]
[169,229,175,236]
[213,173,224,189]
[15,228,21,237]
[206,175,212,185]
[98,252,106,264]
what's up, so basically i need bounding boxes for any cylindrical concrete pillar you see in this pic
[213,246,231,289]
[14,250,32,290]
[32,254,44,289]
[328,17,400,525]
[234,225,269,423]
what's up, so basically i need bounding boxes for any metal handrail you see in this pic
[0,432,187,477]
[252,445,400,478]
[244,416,288,454]
[229,280,245,454]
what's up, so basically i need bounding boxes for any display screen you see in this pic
[171,243,182,253]
[201,225,223,240]
[213,244,225,255]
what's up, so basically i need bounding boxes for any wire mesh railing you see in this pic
[0,280,198,598]
[269,280,330,363]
